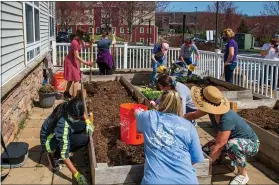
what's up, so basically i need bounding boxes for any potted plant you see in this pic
[38,84,58,108]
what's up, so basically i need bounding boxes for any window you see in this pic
[96,27,100,34]
[89,17,93,23]
[120,27,124,34]
[68,27,72,34]
[49,2,55,37]
[147,27,152,34]
[88,27,92,34]
[140,27,144,33]
[140,38,144,43]
[24,2,40,62]
[112,27,116,34]
[148,38,151,43]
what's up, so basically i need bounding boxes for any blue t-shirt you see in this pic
[152,44,165,62]
[224,39,238,63]
[97,38,112,51]
[136,110,204,184]
[209,110,258,141]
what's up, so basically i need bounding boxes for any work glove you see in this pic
[86,124,94,134]
[74,172,88,185]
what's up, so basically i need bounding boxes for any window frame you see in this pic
[88,27,92,34]
[140,38,144,43]
[140,27,144,33]
[96,27,100,34]
[23,1,41,63]
[120,27,124,34]
[49,2,55,38]
[112,27,116,34]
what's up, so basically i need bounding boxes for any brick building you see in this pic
[57,2,158,44]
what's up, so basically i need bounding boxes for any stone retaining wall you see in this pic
[1,63,43,143]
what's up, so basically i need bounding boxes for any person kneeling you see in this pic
[184,86,260,185]
[40,98,94,185]
[133,90,204,184]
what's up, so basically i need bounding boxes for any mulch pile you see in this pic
[87,81,145,166]
[238,106,279,137]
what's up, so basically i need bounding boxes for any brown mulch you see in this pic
[238,106,279,137]
[87,81,145,166]
[185,82,229,91]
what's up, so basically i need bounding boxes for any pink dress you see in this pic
[64,38,81,81]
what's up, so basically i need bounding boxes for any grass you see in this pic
[14,111,30,140]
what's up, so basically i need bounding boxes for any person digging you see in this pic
[40,98,94,185]
[184,86,259,185]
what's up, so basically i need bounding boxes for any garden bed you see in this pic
[83,76,212,184]
[235,100,279,172]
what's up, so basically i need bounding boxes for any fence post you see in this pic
[215,49,221,79]
[123,42,128,69]
[52,41,57,66]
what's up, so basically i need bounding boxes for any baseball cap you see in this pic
[161,43,169,54]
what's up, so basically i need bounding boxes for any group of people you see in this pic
[41,73,260,185]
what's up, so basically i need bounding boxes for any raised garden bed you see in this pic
[235,100,279,172]
[82,76,212,184]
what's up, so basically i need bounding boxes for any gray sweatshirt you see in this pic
[180,44,199,58]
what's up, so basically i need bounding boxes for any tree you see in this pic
[263,2,279,32]
[237,18,249,33]
[56,2,96,31]
[117,2,169,42]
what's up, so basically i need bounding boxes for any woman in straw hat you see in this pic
[184,86,259,185]
[132,90,204,184]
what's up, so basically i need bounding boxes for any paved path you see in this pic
[2,101,279,184]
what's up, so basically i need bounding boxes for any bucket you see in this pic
[53,72,66,92]
[120,103,147,145]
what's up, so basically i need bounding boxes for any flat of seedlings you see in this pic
[86,80,145,166]
[238,106,279,137]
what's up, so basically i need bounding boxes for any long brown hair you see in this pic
[157,74,175,89]
[76,27,86,38]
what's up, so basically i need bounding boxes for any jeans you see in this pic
[151,60,165,86]
[224,63,237,83]
[98,62,113,75]
[202,138,259,167]
[182,56,193,76]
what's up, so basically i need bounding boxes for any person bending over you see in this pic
[40,98,94,185]
[133,90,204,184]
[184,86,259,185]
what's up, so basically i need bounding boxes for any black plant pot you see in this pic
[38,92,56,108]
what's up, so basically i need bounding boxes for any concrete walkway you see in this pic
[2,101,279,184]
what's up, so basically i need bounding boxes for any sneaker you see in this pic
[63,91,72,99]
[230,174,249,185]
[47,153,62,171]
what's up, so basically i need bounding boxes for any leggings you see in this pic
[202,138,259,167]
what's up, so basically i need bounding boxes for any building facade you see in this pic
[56,2,158,44]
[1,1,56,143]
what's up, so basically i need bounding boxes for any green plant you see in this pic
[39,84,57,93]
[140,88,162,100]
[176,74,202,84]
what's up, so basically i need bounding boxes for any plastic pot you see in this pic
[38,92,57,108]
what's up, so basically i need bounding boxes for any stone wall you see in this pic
[1,62,43,143]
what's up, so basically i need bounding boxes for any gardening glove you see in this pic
[86,124,94,134]
[150,101,156,107]
[74,172,88,185]
[131,106,144,112]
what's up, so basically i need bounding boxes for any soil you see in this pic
[238,106,279,137]
[87,81,145,166]
[83,70,151,75]
[185,81,229,91]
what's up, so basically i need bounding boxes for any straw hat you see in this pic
[191,86,230,114]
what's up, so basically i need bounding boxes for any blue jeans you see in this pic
[182,57,193,76]
[151,60,165,85]
[224,63,237,83]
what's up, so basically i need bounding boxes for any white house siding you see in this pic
[0,1,55,86]
[1,1,25,86]
[40,1,49,55]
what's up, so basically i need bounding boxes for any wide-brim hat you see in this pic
[191,86,230,114]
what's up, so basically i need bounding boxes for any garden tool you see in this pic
[112,31,116,69]
[90,20,95,82]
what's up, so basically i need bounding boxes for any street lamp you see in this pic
[195,6,197,36]
[215,1,219,48]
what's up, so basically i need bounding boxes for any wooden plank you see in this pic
[236,99,277,110]
[256,152,279,173]
[206,76,248,91]
[198,175,212,184]
[230,102,238,112]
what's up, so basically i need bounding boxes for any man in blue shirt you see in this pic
[150,41,169,88]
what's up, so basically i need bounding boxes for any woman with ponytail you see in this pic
[151,74,197,126]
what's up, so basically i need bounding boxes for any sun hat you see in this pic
[161,42,169,54]
[191,86,230,114]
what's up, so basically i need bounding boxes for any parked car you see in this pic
[56,32,70,43]
[192,37,208,43]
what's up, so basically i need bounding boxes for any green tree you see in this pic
[237,18,249,33]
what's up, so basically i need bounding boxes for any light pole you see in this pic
[215,1,219,48]
[195,6,197,36]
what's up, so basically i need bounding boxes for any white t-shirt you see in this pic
[266,47,279,61]
[261,43,271,51]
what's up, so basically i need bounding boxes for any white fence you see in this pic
[54,42,279,99]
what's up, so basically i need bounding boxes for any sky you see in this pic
[167,1,266,16]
